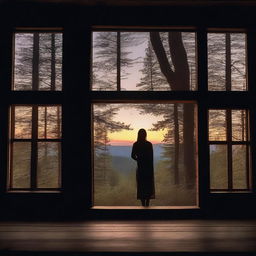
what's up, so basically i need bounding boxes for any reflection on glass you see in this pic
[38,106,62,139]
[93,103,197,206]
[14,33,62,91]
[37,142,60,188]
[210,145,228,190]
[12,142,31,188]
[92,31,197,91]
[208,110,226,141]
[232,110,247,141]
[208,33,247,91]
[14,106,32,139]
[232,145,247,189]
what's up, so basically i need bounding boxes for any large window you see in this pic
[93,103,197,206]
[92,30,199,207]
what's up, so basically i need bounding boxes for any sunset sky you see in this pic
[107,105,168,146]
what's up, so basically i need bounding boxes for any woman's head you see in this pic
[137,128,147,142]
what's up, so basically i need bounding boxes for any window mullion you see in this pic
[31,105,38,189]
[246,110,250,190]
[226,109,233,190]
[9,106,15,189]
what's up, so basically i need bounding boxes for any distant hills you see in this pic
[108,144,165,173]
[107,144,164,158]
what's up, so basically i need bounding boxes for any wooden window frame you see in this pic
[6,28,64,193]
[8,104,62,191]
[208,108,251,192]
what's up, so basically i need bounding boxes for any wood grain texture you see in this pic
[0,220,256,253]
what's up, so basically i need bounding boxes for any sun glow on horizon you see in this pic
[107,105,168,146]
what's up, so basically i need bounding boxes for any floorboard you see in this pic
[0,220,256,254]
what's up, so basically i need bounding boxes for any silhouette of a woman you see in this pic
[131,129,155,206]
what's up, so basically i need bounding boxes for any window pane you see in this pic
[38,106,62,139]
[11,142,31,188]
[208,110,226,141]
[210,145,228,190]
[37,142,61,188]
[232,145,248,189]
[92,31,197,91]
[232,110,247,141]
[14,32,62,91]
[14,106,32,139]
[92,32,117,91]
[208,33,247,91]
[93,103,197,206]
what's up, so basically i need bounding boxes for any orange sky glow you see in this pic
[107,105,168,146]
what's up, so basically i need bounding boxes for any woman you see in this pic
[131,129,155,206]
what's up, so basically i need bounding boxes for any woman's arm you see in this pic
[131,143,137,161]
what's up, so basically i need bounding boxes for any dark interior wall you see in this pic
[0,2,256,220]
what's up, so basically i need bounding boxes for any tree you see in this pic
[137,41,168,91]
[93,104,131,185]
[92,32,142,91]
[14,32,62,91]
[150,32,195,188]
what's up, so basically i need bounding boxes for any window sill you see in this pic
[6,190,62,194]
[91,206,200,210]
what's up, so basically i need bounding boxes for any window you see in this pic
[208,109,251,192]
[14,32,62,91]
[208,32,247,91]
[93,103,197,206]
[9,105,62,190]
[8,30,63,192]
[91,30,198,207]
[92,31,197,91]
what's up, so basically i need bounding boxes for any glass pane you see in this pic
[208,33,226,91]
[232,110,247,141]
[232,145,248,189]
[208,110,226,141]
[37,142,61,188]
[14,106,32,139]
[208,33,247,91]
[210,145,228,190]
[11,142,31,188]
[14,33,33,90]
[93,103,197,206]
[92,32,117,90]
[38,106,62,139]
[231,34,247,91]
[92,31,197,91]
[14,33,62,91]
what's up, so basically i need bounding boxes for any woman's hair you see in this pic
[137,128,147,142]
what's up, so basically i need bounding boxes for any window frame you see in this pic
[6,28,64,193]
[208,108,252,192]
[8,104,62,191]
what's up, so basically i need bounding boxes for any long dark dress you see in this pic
[131,141,155,199]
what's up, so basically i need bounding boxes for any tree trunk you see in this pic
[173,103,180,184]
[150,31,195,188]
[51,33,56,91]
[32,33,39,90]
[226,33,231,91]
[117,32,121,91]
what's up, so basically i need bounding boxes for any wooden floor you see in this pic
[0,220,256,255]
